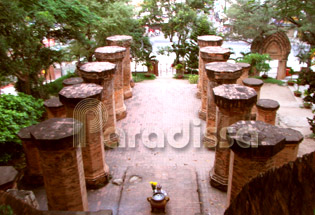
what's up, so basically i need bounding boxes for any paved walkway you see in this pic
[34,77,315,215]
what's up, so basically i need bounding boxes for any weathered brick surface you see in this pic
[235,62,250,85]
[107,35,133,100]
[44,97,66,119]
[242,78,264,119]
[256,99,280,125]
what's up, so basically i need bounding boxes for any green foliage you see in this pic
[45,72,77,96]
[0,205,13,215]
[238,53,271,75]
[0,93,44,164]
[132,73,156,82]
[188,74,199,84]
[253,76,284,86]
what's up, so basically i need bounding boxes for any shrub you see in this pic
[45,72,77,96]
[188,74,199,84]
[0,93,45,164]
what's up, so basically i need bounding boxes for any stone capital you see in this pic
[106,35,132,47]
[79,62,116,84]
[256,99,280,111]
[205,62,242,81]
[95,46,126,62]
[197,35,223,47]
[62,77,84,87]
[200,46,231,63]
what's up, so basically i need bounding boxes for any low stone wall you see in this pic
[225,151,315,215]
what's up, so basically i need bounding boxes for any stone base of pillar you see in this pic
[124,89,133,99]
[86,165,111,189]
[196,91,201,99]
[209,167,228,192]
[116,104,127,121]
[202,135,216,149]
[198,109,206,120]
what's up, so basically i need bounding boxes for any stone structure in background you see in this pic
[199,47,231,120]
[256,99,280,125]
[273,127,303,168]
[225,151,315,215]
[242,78,264,119]
[196,35,223,99]
[62,77,84,87]
[31,118,88,211]
[251,32,291,80]
[226,120,285,205]
[203,62,242,149]
[210,85,257,192]
[95,46,127,120]
[235,62,251,85]
[17,125,43,185]
[78,62,119,148]
[0,166,18,191]
[44,97,65,119]
[59,83,110,188]
[106,35,133,99]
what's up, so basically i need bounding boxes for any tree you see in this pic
[140,0,215,67]
[226,0,315,68]
[0,0,97,98]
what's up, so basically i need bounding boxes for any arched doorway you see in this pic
[251,32,291,80]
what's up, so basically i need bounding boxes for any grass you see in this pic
[253,76,285,86]
[173,74,190,79]
[132,73,156,82]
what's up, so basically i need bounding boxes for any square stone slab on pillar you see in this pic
[106,35,133,100]
[226,120,285,206]
[256,99,280,125]
[59,83,110,188]
[235,62,251,85]
[210,84,257,192]
[78,62,119,148]
[95,46,127,121]
[31,118,88,211]
[242,78,264,120]
[62,77,84,87]
[199,46,231,120]
[44,97,66,119]
[196,35,223,99]
[17,125,43,185]
[203,62,242,149]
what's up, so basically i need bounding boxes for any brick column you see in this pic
[31,118,88,211]
[210,84,257,191]
[235,62,250,85]
[203,62,242,149]
[17,125,43,185]
[226,120,285,205]
[242,78,264,120]
[273,127,303,168]
[78,62,119,148]
[44,97,65,119]
[95,46,127,121]
[256,99,280,125]
[62,77,84,87]
[196,35,223,99]
[107,35,133,99]
[59,83,110,188]
[199,47,231,120]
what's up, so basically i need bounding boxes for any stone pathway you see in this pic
[33,77,315,215]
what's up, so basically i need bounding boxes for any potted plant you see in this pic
[294,79,302,97]
[175,63,184,78]
[287,68,295,86]
[303,101,312,109]
[238,53,271,76]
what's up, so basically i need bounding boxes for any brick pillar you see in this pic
[210,84,257,192]
[62,77,84,87]
[242,78,264,120]
[95,46,127,121]
[107,35,133,99]
[203,62,242,149]
[44,97,65,119]
[199,47,231,120]
[59,83,110,188]
[273,127,303,168]
[31,118,88,211]
[78,62,119,148]
[235,62,251,85]
[196,35,223,99]
[17,125,43,185]
[226,120,285,205]
[256,99,280,125]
